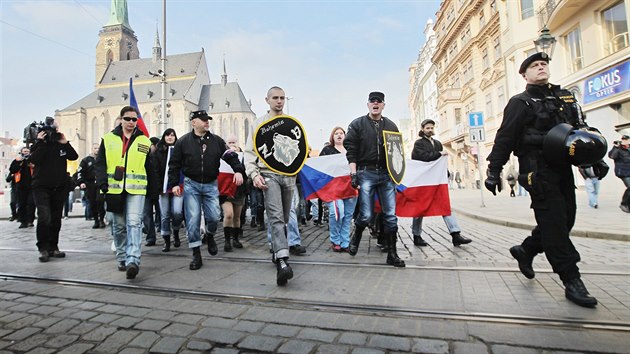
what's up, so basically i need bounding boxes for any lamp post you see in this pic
[534,25,556,58]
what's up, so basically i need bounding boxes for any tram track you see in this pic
[1,273,629,333]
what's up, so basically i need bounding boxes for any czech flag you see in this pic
[395,156,451,217]
[217,152,243,198]
[129,78,150,137]
[298,154,358,202]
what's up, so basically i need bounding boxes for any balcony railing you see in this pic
[608,32,629,54]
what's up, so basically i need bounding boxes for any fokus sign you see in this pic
[582,59,630,104]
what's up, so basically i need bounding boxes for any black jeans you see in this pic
[17,186,35,224]
[32,186,66,252]
[521,169,580,282]
[86,182,106,221]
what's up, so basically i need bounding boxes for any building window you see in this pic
[455,108,462,125]
[602,1,629,54]
[482,48,489,70]
[497,86,505,109]
[480,11,486,28]
[462,59,473,83]
[564,27,583,72]
[520,0,534,19]
[461,25,471,44]
[493,37,501,61]
[490,0,497,13]
[485,93,493,117]
[453,73,460,88]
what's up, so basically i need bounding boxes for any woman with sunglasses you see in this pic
[153,128,184,252]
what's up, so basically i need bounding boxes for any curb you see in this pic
[452,207,629,242]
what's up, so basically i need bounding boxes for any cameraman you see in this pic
[29,121,78,262]
[9,147,36,228]
[609,135,630,213]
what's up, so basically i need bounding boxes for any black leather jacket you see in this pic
[344,114,398,168]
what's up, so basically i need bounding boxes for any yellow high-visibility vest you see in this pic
[102,132,151,195]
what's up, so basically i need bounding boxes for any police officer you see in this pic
[484,52,608,308]
[344,91,405,268]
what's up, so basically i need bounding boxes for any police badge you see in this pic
[383,130,405,185]
[253,115,309,176]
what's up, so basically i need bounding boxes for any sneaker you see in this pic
[289,245,306,255]
[276,257,293,286]
[126,263,139,279]
[117,261,126,272]
[48,250,66,258]
[620,204,630,213]
[332,244,342,252]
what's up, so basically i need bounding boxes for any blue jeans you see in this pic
[355,168,398,234]
[183,178,220,248]
[262,173,295,259]
[412,214,460,236]
[143,196,157,242]
[328,197,357,248]
[110,194,145,266]
[584,177,600,207]
[159,193,184,236]
[620,176,630,207]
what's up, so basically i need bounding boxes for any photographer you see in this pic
[29,120,78,262]
[9,147,35,228]
[609,135,630,213]
[77,143,106,228]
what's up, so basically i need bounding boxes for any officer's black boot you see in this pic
[162,235,171,252]
[564,278,597,308]
[224,227,233,252]
[232,227,243,248]
[348,225,365,256]
[386,233,405,267]
[206,233,218,256]
[189,247,202,270]
[173,229,181,248]
[509,245,535,279]
[451,232,472,246]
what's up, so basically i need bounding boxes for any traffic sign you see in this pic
[468,112,484,127]
[470,127,485,142]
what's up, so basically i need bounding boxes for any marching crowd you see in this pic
[5,53,629,308]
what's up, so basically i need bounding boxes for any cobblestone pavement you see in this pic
[0,214,629,353]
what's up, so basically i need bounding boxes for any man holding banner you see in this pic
[344,91,405,268]
[244,86,309,286]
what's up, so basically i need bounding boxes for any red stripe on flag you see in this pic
[395,184,451,217]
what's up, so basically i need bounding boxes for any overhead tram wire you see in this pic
[0,19,92,57]
[73,0,103,25]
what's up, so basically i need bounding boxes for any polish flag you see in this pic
[299,154,358,202]
[395,156,451,217]
[218,152,242,198]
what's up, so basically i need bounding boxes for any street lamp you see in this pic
[534,25,556,58]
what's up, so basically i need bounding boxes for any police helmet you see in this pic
[543,123,608,166]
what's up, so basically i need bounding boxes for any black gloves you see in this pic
[484,169,502,196]
[592,160,609,180]
[350,173,359,189]
[100,184,109,194]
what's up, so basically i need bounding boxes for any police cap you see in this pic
[519,52,550,74]
[190,110,212,121]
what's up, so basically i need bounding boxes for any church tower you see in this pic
[95,0,140,84]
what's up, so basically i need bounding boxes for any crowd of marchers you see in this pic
[5,53,629,309]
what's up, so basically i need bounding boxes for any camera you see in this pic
[23,116,58,146]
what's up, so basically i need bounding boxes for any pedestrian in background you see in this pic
[143,137,161,246]
[29,121,78,262]
[220,136,246,251]
[10,147,35,229]
[77,143,106,228]
[6,172,18,221]
[153,128,184,252]
[320,126,357,252]
[578,166,600,209]
[410,119,472,247]
[608,135,630,213]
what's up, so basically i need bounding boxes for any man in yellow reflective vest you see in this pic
[95,106,158,279]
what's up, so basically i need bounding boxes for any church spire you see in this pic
[105,0,132,30]
[221,55,228,86]
[152,24,162,63]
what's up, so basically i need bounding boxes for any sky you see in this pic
[0,0,441,148]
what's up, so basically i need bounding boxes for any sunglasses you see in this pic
[122,116,138,122]
[369,98,383,103]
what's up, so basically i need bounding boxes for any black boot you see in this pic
[276,257,294,286]
[564,278,597,308]
[206,233,218,255]
[232,227,243,248]
[348,225,365,256]
[190,246,203,270]
[92,219,100,229]
[224,227,233,252]
[377,232,388,252]
[162,236,171,252]
[414,235,428,246]
[99,218,106,228]
[509,245,535,279]
[451,232,472,246]
[386,233,405,267]
[173,229,181,248]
